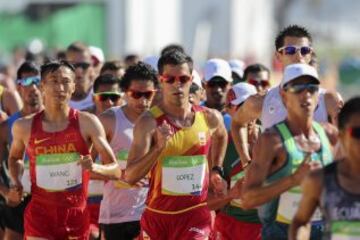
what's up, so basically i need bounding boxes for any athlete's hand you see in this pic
[78,155,94,171]
[292,153,312,185]
[6,186,23,207]
[154,122,173,150]
[229,178,244,200]
[210,171,227,195]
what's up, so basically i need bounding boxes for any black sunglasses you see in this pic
[127,90,156,99]
[73,62,91,70]
[284,83,319,94]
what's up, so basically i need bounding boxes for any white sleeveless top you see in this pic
[261,86,328,130]
[69,89,94,110]
[99,106,148,224]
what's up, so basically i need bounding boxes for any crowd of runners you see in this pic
[0,24,359,240]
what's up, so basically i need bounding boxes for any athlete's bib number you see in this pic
[161,155,206,196]
[36,153,82,192]
[331,221,360,240]
[230,171,245,207]
[276,187,322,224]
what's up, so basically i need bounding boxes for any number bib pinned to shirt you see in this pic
[276,186,322,224]
[161,155,207,196]
[36,153,82,192]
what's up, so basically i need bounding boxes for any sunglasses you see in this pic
[127,90,156,99]
[73,62,91,70]
[278,45,313,56]
[284,83,319,94]
[160,75,192,84]
[348,127,360,139]
[206,80,229,89]
[94,92,122,102]
[248,78,270,88]
[17,76,40,86]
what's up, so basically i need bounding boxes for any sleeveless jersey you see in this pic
[261,86,328,129]
[26,108,90,208]
[258,121,333,225]
[321,162,360,240]
[146,105,211,214]
[99,106,148,224]
[69,89,94,110]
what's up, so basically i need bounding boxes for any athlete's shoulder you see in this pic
[12,113,35,136]
[258,126,283,151]
[201,107,223,129]
[135,110,157,131]
[99,106,117,122]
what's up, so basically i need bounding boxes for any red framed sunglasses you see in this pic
[160,75,192,84]
[248,78,270,88]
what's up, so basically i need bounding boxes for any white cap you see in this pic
[203,58,232,83]
[143,55,159,72]
[228,82,257,106]
[281,63,319,88]
[89,46,105,63]
[228,59,245,78]
[192,69,203,89]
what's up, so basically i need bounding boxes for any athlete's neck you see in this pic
[43,105,70,123]
[161,100,192,120]
[286,115,313,138]
[122,105,142,124]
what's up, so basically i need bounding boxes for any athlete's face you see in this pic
[276,36,312,67]
[125,80,156,115]
[66,50,94,97]
[41,67,76,106]
[281,76,319,118]
[246,71,270,93]
[17,72,42,108]
[93,83,123,114]
[339,113,360,162]
[205,77,231,111]
[160,63,192,107]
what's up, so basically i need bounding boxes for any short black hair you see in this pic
[160,44,185,56]
[40,60,75,80]
[243,63,270,80]
[158,50,193,75]
[100,60,124,74]
[93,74,121,93]
[17,61,39,79]
[275,25,312,51]
[338,96,360,130]
[120,61,159,91]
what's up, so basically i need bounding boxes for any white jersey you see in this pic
[99,106,148,224]
[261,86,328,130]
[69,89,94,110]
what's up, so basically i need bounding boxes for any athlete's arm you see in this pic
[79,112,120,179]
[205,108,227,168]
[289,170,323,240]
[8,117,31,204]
[241,129,311,209]
[0,121,8,171]
[2,89,22,116]
[231,94,263,165]
[125,112,170,185]
[98,109,116,144]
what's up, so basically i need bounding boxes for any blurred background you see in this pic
[0,0,359,98]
